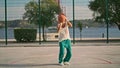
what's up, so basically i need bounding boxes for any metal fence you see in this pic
[0,0,120,45]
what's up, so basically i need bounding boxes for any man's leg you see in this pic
[59,41,65,63]
[64,40,72,62]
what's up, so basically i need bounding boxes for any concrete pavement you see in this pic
[0,43,120,68]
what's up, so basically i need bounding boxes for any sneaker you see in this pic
[59,62,64,66]
[64,62,70,65]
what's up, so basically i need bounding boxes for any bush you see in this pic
[14,28,37,42]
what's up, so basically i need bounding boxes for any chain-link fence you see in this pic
[0,0,120,45]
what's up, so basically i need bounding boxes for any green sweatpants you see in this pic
[59,39,72,63]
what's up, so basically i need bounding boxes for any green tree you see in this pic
[77,21,82,40]
[88,0,120,30]
[23,0,61,41]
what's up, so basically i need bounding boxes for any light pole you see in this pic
[72,0,75,44]
[58,0,60,7]
[62,6,66,15]
[5,0,8,45]
[105,0,109,43]
[38,0,41,44]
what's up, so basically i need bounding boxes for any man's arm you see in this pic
[57,23,61,32]
[67,21,72,27]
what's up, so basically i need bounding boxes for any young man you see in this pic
[57,12,72,66]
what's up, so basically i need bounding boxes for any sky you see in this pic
[0,0,93,21]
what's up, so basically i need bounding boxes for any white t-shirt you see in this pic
[58,22,71,42]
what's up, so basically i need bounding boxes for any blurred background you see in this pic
[0,0,120,44]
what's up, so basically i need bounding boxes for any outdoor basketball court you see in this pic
[0,43,120,68]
